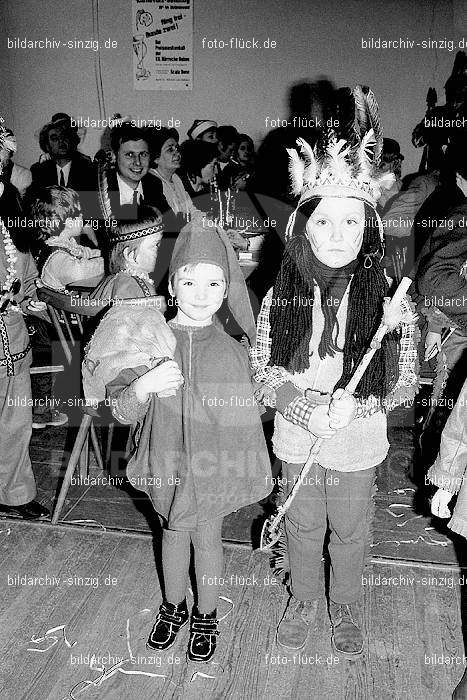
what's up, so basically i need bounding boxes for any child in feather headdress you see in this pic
[250,86,419,657]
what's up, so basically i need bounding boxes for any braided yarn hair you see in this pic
[269,197,400,400]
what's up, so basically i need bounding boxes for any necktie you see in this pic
[59,169,65,187]
[132,190,138,207]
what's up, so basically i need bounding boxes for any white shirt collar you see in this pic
[116,173,144,205]
[56,160,72,185]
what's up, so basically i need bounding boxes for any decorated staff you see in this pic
[250,85,419,657]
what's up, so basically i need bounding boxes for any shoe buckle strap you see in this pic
[157,611,185,625]
[192,620,219,634]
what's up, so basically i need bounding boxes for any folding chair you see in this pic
[35,287,120,524]
[51,405,105,524]
[37,286,103,364]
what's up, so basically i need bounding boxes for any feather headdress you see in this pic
[97,160,114,223]
[285,85,392,241]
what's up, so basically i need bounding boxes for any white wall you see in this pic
[2,0,464,175]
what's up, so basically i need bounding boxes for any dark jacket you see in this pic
[98,167,166,221]
[28,153,96,217]
[30,152,95,191]
[416,203,467,334]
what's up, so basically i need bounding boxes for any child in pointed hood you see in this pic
[103,219,271,663]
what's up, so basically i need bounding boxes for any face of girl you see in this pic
[170,263,226,326]
[305,197,365,267]
[200,158,217,184]
[132,232,162,273]
[237,140,253,164]
[63,214,84,237]
[155,138,181,174]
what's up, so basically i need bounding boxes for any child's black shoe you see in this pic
[147,599,189,651]
[187,607,219,662]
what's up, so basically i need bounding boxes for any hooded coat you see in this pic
[106,321,272,529]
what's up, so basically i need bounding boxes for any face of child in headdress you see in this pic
[170,262,226,326]
[305,197,365,268]
[130,232,163,274]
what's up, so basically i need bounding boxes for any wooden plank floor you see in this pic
[0,520,465,700]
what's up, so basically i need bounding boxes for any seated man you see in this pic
[29,114,95,216]
[97,123,163,219]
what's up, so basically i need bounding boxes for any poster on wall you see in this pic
[132,0,193,90]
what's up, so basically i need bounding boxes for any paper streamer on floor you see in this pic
[25,597,234,697]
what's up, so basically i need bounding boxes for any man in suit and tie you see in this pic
[95,123,167,269]
[30,114,95,194]
[102,123,163,218]
[27,114,97,246]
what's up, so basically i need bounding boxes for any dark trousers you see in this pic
[283,462,376,604]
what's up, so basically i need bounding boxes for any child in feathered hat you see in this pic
[102,220,271,663]
[250,86,419,657]
[88,204,166,307]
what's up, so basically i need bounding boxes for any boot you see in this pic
[187,606,219,662]
[453,667,467,699]
[147,599,189,651]
[329,601,363,657]
[276,594,318,650]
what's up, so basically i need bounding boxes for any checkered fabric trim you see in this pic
[395,296,418,388]
[249,289,288,399]
[250,288,418,418]
[283,395,315,430]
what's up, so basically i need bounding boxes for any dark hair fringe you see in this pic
[269,205,400,400]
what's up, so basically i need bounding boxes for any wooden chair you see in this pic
[36,286,104,365]
[51,406,105,524]
[51,403,131,525]
[35,287,119,525]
